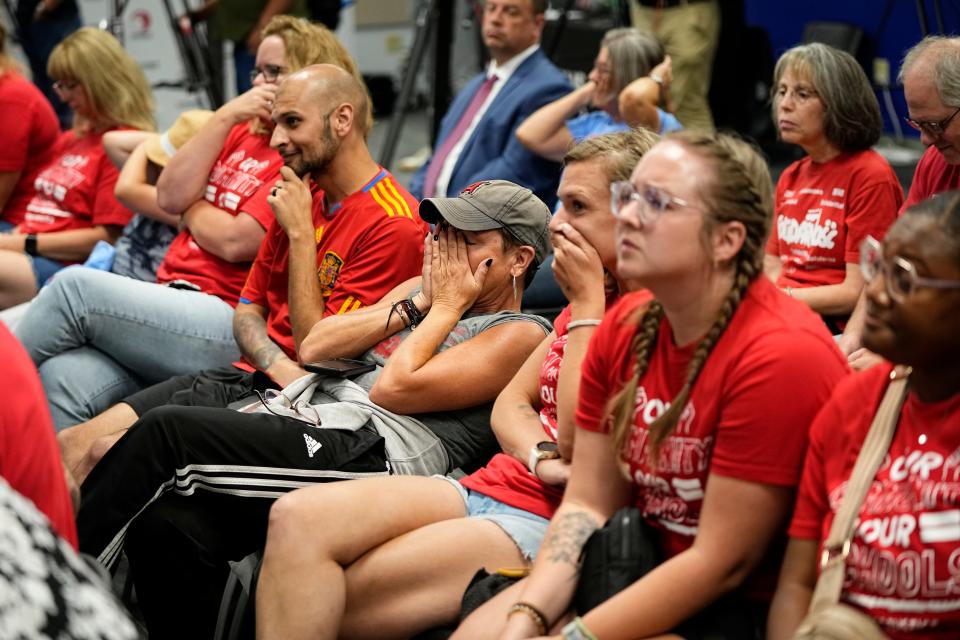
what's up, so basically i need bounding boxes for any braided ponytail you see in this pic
[607,131,773,466]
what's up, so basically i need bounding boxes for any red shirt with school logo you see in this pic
[239,168,426,363]
[576,278,849,597]
[791,363,960,639]
[766,150,902,288]
[155,123,281,305]
[0,72,60,226]
[20,129,134,247]
[903,145,960,213]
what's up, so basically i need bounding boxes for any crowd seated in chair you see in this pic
[253,129,659,640]
[77,178,551,639]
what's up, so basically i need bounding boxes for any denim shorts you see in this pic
[437,475,549,561]
[28,254,67,288]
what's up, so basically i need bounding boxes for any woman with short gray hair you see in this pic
[763,43,903,331]
[514,27,680,162]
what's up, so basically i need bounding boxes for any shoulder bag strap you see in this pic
[807,366,911,614]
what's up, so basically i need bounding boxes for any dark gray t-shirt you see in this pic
[352,309,551,472]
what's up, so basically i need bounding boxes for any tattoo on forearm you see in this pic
[234,310,285,370]
[543,511,599,567]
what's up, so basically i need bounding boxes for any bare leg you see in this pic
[340,516,527,639]
[57,402,139,484]
[257,476,523,640]
[0,251,38,310]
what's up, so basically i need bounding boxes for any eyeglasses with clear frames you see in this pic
[904,107,960,137]
[860,235,960,303]
[249,64,285,85]
[610,181,695,225]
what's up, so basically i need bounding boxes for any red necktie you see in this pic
[423,74,498,197]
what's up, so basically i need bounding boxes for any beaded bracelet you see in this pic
[506,601,548,636]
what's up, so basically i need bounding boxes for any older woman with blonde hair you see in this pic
[516,27,680,162]
[0,27,154,310]
[764,43,902,331]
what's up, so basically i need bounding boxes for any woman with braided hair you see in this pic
[492,132,849,640]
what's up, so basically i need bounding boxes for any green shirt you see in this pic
[214,0,308,43]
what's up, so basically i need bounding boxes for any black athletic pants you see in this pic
[78,404,389,639]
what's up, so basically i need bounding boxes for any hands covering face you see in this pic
[418,225,493,315]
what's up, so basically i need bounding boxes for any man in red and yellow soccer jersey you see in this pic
[61,65,426,483]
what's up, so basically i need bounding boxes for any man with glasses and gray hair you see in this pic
[900,35,960,206]
[840,35,960,368]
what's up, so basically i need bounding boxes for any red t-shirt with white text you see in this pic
[0,72,60,226]
[903,145,960,213]
[576,278,849,597]
[791,363,960,639]
[155,123,281,305]
[0,324,78,549]
[239,168,426,362]
[21,129,134,248]
[766,150,902,288]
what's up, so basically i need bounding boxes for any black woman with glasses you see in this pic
[763,43,902,335]
[770,191,960,640]
[489,132,848,640]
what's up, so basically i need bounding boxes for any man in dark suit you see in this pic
[409,0,572,206]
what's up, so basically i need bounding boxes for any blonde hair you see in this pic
[564,128,660,184]
[260,16,373,137]
[48,28,154,134]
[608,132,773,461]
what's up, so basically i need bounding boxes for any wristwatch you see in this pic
[24,234,39,257]
[527,441,560,475]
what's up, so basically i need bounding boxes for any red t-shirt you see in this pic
[155,123,281,305]
[460,305,576,518]
[903,145,960,213]
[461,298,625,519]
[0,324,78,549]
[0,72,59,226]
[20,129,133,245]
[766,150,902,288]
[238,168,427,363]
[576,278,849,596]
[791,364,960,639]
